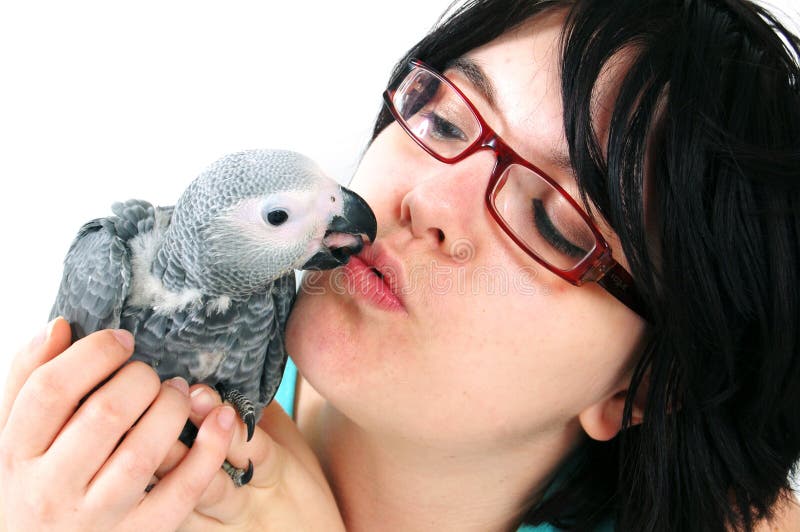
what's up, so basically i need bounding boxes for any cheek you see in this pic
[286,283,358,376]
[416,276,645,433]
[286,274,416,407]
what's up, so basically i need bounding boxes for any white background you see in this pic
[0,0,798,493]
[0,0,454,371]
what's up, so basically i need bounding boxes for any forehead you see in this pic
[452,9,628,176]
[454,11,568,173]
[449,9,631,261]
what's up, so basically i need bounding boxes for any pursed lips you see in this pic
[355,241,407,309]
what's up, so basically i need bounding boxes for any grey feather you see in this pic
[49,207,143,340]
[50,149,376,427]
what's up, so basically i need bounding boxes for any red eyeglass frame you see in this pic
[383,59,649,320]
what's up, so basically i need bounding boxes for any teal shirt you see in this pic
[273,358,612,532]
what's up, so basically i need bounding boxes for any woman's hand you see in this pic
[0,318,236,532]
[156,384,346,531]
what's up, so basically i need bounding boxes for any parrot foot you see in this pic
[178,420,253,488]
[215,384,256,441]
[222,459,254,487]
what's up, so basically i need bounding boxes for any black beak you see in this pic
[301,186,377,271]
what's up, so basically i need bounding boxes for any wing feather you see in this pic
[50,200,156,341]
[258,271,297,407]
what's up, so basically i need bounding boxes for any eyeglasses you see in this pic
[383,59,649,319]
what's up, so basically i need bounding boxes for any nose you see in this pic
[399,150,496,256]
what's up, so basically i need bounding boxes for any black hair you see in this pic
[372,1,800,530]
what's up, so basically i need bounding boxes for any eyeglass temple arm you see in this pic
[596,262,652,322]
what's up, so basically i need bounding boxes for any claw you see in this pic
[240,459,254,485]
[245,411,256,442]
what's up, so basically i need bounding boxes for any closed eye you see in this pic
[532,199,587,259]
[423,111,468,141]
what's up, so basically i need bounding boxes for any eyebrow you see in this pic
[446,56,574,173]
[445,57,498,109]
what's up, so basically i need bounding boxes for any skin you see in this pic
[286,11,646,530]
[1,9,798,532]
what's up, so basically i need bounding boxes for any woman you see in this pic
[1,0,799,530]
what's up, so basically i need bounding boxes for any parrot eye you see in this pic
[266,209,289,226]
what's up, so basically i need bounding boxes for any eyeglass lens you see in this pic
[392,66,597,270]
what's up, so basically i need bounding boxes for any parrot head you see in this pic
[170,149,377,295]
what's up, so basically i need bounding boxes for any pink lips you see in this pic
[342,244,406,312]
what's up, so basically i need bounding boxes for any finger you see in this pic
[87,378,191,513]
[152,384,221,478]
[187,384,222,428]
[153,438,190,479]
[188,385,257,471]
[195,406,323,525]
[0,317,72,431]
[187,466,247,525]
[181,385,263,522]
[190,398,310,491]
[153,424,245,524]
[186,401,325,525]
[184,410,269,524]
[162,383,263,508]
[137,406,236,532]
[0,328,135,459]
[45,361,161,487]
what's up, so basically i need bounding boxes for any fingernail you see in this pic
[32,317,60,347]
[165,377,189,396]
[190,388,216,417]
[111,329,134,351]
[218,406,235,430]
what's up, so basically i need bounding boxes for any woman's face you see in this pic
[287,11,647,452]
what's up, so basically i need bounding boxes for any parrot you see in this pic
[49,149,377,486]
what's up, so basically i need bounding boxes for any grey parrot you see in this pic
[49,149,376,486]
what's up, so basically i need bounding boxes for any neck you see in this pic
[152,208,225,297]
[152,236,197,292]
[299,385,582,532]
[153,225,262,300]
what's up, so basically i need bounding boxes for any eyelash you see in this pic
[424,111,468,141]
[532,199,586,258]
